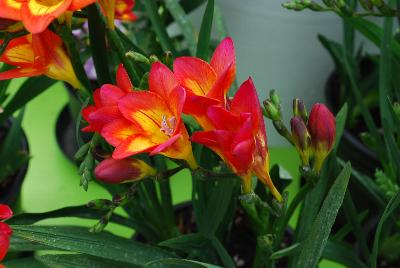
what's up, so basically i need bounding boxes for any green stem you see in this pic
[140,0,177,55]
[54,23,91,98]
[86,4,112,85]
[274,182,312,248]
[107,28,141,85]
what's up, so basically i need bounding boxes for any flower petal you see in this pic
[0,0,22,21]
[173,56,216,96]
[21,0,72,34]
[0,35,35,67]
[206,105,242,131]
[149,62,178,100]
[112,134,157,159]
[150,134,181,155]
[0,205,12,220]
[0,233,10,262]
[210,37,236,78]
[69,0,96,10]
[101,118,137,147]
[0,66,45,80]
[118,91,170,140]
[97,84,126,106]
[116,64,133,92]
[207,62,234,101]
[183,92,220,131]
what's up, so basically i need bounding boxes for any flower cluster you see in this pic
[83,38,283,201]
[290,101,336,173]
[0,0,136,34]
[0,205,13,263]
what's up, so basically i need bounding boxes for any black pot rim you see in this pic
[0,118,29,205]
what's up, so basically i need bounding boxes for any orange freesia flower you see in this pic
[100,62,198,169]
[0,0,96,34]
[0,29,81,88]
[82,64,133,132]
[173,37,236,130]
[99,0,137,29]
[0,204,13,262]
[191,78,282,201]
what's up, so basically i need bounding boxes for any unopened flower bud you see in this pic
[293,98,308,121]
[95,158,156,184]
[0,205,13,219]
[149,55,160,64]
[263,100,281,121]
[125,51,150,65]
[291,116,311,165]
[308,103,336,173]
[269,90,280,106]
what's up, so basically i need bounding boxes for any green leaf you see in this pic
[342,192,370,262]
[345,17,400,59]
[2,257,48,268]
[86,4,112,85]
[209,236,235,268]
[37,254,131,268]
[370,191,400,268]
[165,0,197,55]
[7,205,135,229]
[296,162,352,268]
[333,103,348,153]
[337,158,386,208]
[10,225,175,265]
[196,0,214,60]
[145,258,222,268]
[9,236,54,251]
[322,240,368,268]
[0,108,29,182]
[270,243,301,260]
[140,0,177,54]
[0,76,56,125]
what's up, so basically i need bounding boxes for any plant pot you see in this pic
[135,202,293,268]
[0,119,29,205]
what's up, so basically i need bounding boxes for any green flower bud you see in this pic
[125,51,150,65]
[263,100,281,121]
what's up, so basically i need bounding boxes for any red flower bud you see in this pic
[95,158,156,184]
[0,205,12,220]
[308,103,336,172]
[291,116,311,165]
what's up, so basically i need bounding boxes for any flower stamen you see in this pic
[160,115,176,136]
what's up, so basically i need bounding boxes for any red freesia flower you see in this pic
[82,64,133,133]
[174,37,236,130]
[192,78,282,201]
[0,0,96,34]
[0,204,13,262]
[100,62,198,169]
[95,157,156,184]
[0,29,81,88]
[308,103,336,172]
